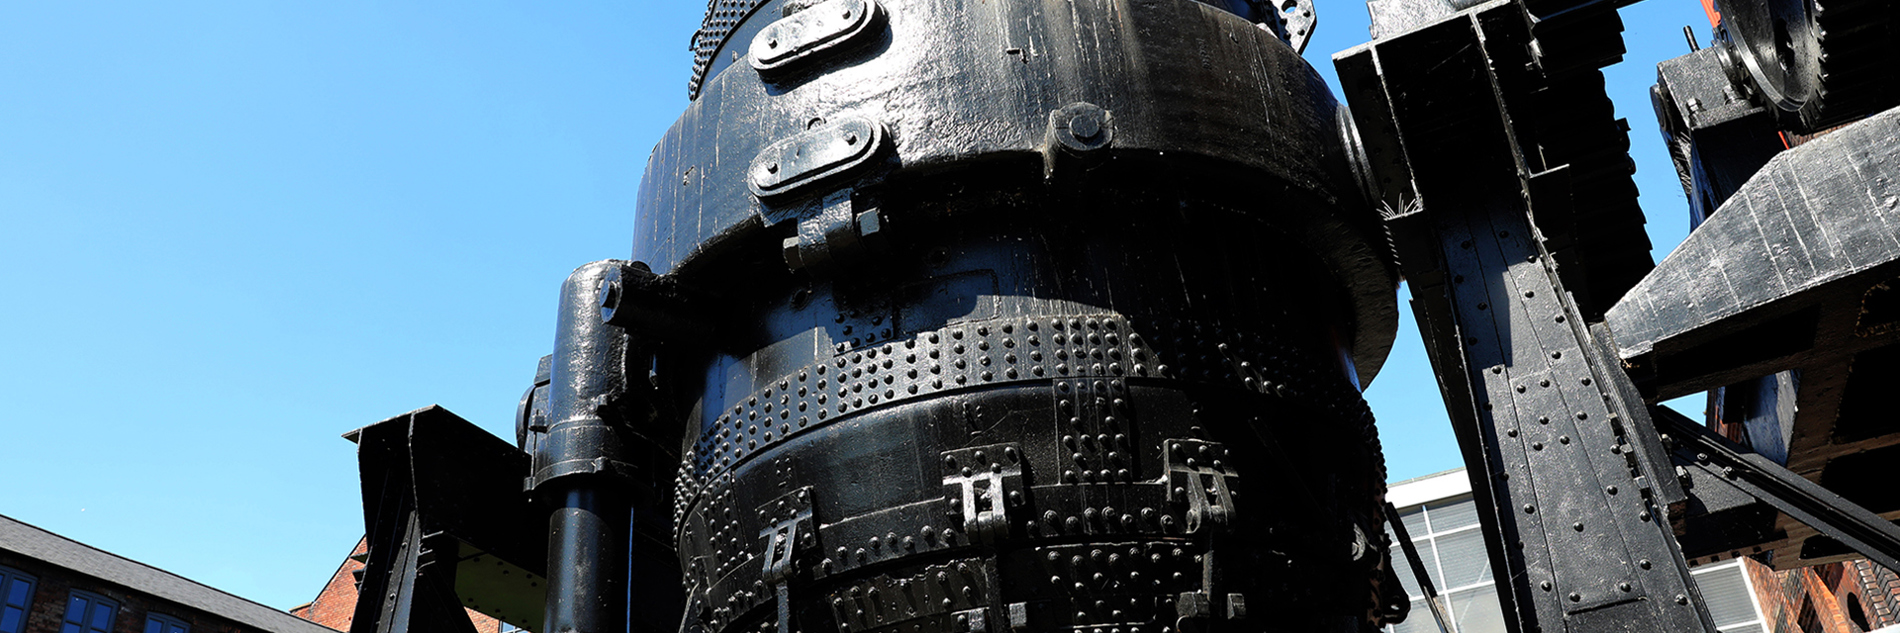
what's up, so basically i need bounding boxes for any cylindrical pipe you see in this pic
[535,260,634,488]
[545,488,630,633]
[537,260,640,633]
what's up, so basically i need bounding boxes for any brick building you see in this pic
[0,514,336,633]
[1383,469,1900,633]
[290,539,514,633]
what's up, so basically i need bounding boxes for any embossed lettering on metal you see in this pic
[749,0,881,73]
[748,117,884,199]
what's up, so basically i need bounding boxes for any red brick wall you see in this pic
[0,551,265,633]
[1850,558,1900,630]
[1730,556,1900,633]
[290,538,503,633]
[288,539,368,631]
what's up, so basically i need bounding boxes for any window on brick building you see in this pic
[1848,592,1872,632]
[1797,595,1821,633]
[1692,559,1768,633]
[0,566,35,633]
[144,612,190,633]
[1819,564,1846,592]
[61,590,117,633]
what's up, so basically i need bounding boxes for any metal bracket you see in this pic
[782,189,885,273]
[750,117,886,200]
[1270,0,1315,54]
[941,444,1026,544]
[596,261,715,341]
[1164,439,1238,533]
[758,487,817,633]
[952,607,988,632]
[749,0,883,75]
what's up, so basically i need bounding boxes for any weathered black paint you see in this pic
[636,0,1407,631]
[338,0,1900,631]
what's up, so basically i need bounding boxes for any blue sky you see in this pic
[0,0,1709,613]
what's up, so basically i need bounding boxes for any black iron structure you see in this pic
[339,0,1900,630]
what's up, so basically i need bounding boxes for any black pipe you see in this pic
[545,488,629,633]
[536,260,640,633]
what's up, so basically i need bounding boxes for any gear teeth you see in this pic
[1801,0,1896,129]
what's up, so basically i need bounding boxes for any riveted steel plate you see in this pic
[749,0,882,73]
[749,117,885,199]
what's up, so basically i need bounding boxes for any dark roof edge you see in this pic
[0,514,341,633]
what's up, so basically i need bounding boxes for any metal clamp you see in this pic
[758,488,816,633]
[782,189,886,273]
[941,444,1026,544]
[1164,439,1238,533]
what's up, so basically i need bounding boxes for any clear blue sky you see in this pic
[0,0,1710,613]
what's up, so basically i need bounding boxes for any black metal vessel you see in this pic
[618,0,1407,630]
[339,0,1900,630]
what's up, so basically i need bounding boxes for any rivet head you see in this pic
[1069,114,1101,139]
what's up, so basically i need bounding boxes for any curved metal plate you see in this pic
[747,117,885,199]
[749,0,882,73]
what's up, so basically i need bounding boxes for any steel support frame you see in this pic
[1338,3,1718,631]
[1652,405,1900,572]
[348,406,547,633]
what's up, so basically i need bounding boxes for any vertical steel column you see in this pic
[545,488,630,633]
[1338,4,1717,631]
[534,261,639,633]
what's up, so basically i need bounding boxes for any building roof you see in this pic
[1386,467,1472,509]
[0,514,339,633]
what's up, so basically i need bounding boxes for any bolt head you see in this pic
[1069,113,1101,139]
[856,210,884,239]
[781,237,806,269]
[596,276,620,311]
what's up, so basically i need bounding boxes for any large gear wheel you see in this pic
[1717,0,1899,132]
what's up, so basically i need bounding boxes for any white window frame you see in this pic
[1385,493,1500,632]
[1689,558,1768,633]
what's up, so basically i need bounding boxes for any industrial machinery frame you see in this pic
[340,0,1900,630]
